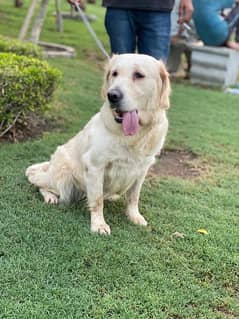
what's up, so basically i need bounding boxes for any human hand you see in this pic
[66,0,81,5]
[178,0,194,24]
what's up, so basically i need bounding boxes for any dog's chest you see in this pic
[103,157,149,198]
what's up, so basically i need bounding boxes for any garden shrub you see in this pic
[0,53,61,138]
[0,35,43,58]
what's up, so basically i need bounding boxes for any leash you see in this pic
[73,0,110,60]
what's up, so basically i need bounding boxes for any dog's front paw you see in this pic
[91,222,111,235]
[127,211,148,226]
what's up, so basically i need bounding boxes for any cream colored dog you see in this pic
[26,54,170,235]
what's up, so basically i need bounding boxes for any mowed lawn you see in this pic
[0,1,239,318]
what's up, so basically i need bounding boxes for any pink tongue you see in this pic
[122,111,139,136]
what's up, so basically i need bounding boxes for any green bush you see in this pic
[0,53,61,137]
[0,35,43,58]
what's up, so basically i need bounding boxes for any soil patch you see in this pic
[0,113,57,143]
[148,149,206,180]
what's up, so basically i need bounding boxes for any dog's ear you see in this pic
[101,55,118,99]
[101,60,110,99]
[158,60,171,109]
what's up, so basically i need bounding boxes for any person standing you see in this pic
[102,0,193,61]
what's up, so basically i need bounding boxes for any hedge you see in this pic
[0,35,43,59]
[0,53,61,137]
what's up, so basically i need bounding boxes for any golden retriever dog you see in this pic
[26,54,170,235]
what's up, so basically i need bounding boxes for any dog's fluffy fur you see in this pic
[26,54,171,235]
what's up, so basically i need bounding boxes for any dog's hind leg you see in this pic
[26,161,76,204]
[26,162,59,202]
[26,162,51,187]
[25,162,49,179]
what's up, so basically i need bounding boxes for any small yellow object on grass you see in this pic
[197,229,208,235]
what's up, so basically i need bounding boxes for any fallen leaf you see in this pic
[197,229,208,235]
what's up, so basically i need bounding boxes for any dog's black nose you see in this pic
[107,89,123,105]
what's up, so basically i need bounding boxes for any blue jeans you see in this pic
[105,8,171,61]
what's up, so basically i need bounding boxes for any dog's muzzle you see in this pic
[107,88,139,136]
[107,88,123,108]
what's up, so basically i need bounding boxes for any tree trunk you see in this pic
[18,0,38,41]
[15,0,23,7]
[55,0,63,32]
[30,0,50,44]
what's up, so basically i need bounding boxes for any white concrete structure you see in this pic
[190,45,239,88]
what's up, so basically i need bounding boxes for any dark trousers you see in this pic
[225,3,239,42]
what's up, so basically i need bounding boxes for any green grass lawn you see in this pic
[0,1,239,318]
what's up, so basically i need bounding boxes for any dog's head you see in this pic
[101,54,171,136]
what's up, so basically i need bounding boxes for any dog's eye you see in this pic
[133,72,145,80]
[112,71,118,77]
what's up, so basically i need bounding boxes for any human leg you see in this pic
[225,3,239,38]
[192,0,230,46]
[136,10,171,61]
[226,21,239,50]
[226,41,239,50]
[236,22,239,42]
[104,8,136,54]
[224,3,239,50]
